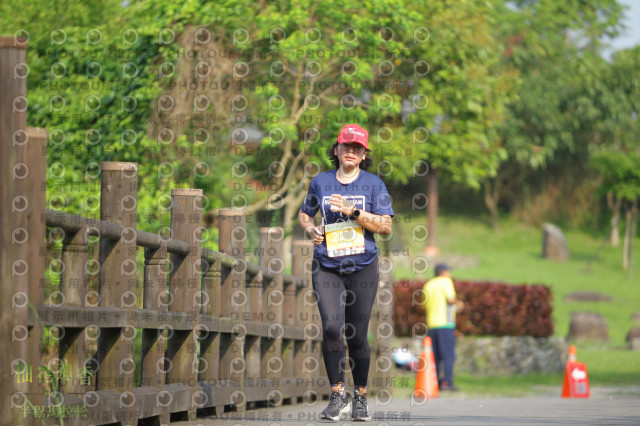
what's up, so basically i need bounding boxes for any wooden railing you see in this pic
[1,36,393,426]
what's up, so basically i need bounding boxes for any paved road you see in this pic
[174,389,640,426]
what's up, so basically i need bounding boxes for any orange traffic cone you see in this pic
[568,345,577,362]
[562,345,590,398]
[414,336,439,399]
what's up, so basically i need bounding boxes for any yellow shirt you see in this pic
[422,276,457,329]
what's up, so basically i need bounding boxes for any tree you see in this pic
[480,0,625,226]
[589,46,640,275]
[590,149,640,274]
[143,0,517,255]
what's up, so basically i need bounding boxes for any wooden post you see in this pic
[141,243,167,389]
[259,227,284,404]
[59,225,90,395]
[374,257,394,394]
[281,243,297,400]
[292,241,314,397]
[23,128,48,407]
[368,278,380,394]
[245,266,262,393]
[369,273,385,394]
[166,188,202,421]
[280,272,295,400]
[199,252,221,412]
[218,209,246,411]
[0,35,35,426]
[96,162,138,422]
[301,248,326,394]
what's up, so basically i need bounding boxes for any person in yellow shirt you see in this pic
[422,263,464,391]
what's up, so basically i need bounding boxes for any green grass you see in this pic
[390,214,640,346]
[575,344,640,386]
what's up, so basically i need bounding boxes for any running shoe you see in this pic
[351,394,371,422]
[320,391,350,421]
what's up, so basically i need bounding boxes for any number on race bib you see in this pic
[324,220,365,257]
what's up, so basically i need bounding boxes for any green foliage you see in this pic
[588,46,640,203]
[1,0,241,234]
[474,0,634,227]
[411,3,515,185]
[496,0,625,169]
[1,2,162,232]
[590,149,640,201]
[0,0,636,234]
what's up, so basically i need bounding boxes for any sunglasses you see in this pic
[339,143,366,154]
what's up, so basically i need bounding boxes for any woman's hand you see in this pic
[329,194,355,216]
[305,225,324,245]
[299,211,324,245]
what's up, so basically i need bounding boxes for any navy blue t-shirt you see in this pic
[300,169,394,273]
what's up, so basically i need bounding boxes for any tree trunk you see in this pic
[483,178,501,229]
[623,202,631,270]
[607,192,621,247]
[425,168,439,255]
[628,198,637,280]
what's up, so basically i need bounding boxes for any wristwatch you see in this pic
[351,208,361,220]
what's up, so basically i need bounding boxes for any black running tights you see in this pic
[312,258,378,387]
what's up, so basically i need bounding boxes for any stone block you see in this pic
[626,327,640,343]
[542,223,570,261]
[564,291,612,302]
[567,311,609,343]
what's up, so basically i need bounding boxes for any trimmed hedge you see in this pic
[393,279,553,337]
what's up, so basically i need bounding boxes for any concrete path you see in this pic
[174,389,640,426]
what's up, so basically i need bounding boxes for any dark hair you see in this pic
[435,263,452,276]
[328,142,373,170]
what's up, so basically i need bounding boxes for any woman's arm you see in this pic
[298,211,324,244]
[354,210,392,235]
[328,194,393,235]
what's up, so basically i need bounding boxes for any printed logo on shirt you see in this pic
[321,195,365,221]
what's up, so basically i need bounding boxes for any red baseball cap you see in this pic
[337,124,369,150]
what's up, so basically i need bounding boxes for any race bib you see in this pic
[325,220,365,257]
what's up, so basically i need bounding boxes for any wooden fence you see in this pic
[1,36,394,425]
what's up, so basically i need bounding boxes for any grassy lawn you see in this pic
[387,213,640,395]
[576,344,640,386]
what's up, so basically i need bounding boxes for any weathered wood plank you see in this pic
[142,243,168,389]
[0,34,32,426]
[166,188,202,421]
[59,225,91,395]
[96,162,137,411]
[218,209,247,412]
[258,227,284,393]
